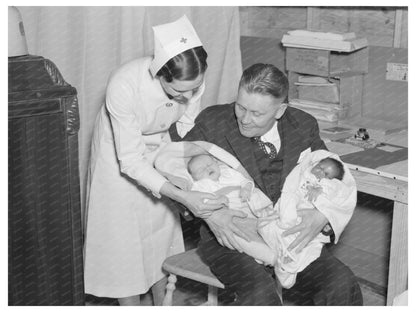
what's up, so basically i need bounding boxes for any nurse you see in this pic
[84,16,226,305]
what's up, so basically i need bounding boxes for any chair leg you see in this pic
[206,285,218,305]
[162,274,177,306]
[276,280,283,305]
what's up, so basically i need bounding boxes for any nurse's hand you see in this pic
[160,182,228,219]
[181,191,229,218]
[205,208,250,252]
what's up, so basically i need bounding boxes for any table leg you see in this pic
[386,201,408,305]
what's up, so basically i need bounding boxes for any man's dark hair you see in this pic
[239,63,288,100]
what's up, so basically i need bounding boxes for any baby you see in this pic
[258,153,352,288]
[187,154,254,205]
[187,153,352,290]
[301,157,345,203]
[188,154,277,264]
[311,157,344,180]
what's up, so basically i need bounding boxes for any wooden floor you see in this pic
[85,277,231,306]
[85,277,385,306]
[85,192,390,306]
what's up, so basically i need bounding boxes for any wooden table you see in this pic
[326,135,408,305]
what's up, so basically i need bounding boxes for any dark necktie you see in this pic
[253,137,277,159]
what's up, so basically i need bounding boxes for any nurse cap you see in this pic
[150,15,203,77]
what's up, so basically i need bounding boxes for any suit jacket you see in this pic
[183,103,327,198]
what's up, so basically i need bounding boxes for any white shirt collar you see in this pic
[261,120,278,143]
[260,120,281,154]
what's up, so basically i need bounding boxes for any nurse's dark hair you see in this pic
[239,63,288,100]
[156,46,208,82]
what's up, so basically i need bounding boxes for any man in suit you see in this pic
[182,63,363,305]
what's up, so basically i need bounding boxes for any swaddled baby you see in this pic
[258,153,352,288]
[188,152,353,289]
[188,154,253,211]
[187,154,277,265]
[301,157,346,205]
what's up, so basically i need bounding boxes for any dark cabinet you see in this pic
[8,55,84,305]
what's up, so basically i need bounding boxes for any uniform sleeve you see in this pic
[106,76,167,197]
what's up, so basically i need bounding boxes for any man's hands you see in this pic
[205,208,250,252]
[283,208,328,253]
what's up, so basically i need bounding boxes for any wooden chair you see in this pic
[162,248,225,305]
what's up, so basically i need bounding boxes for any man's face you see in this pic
[234,88,283,138]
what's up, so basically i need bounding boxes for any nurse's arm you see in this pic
[160,181,228,218]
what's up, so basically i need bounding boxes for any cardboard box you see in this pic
[296,82,339,103]
[288,99,349,123]
[286,47,369,77]
[288,71,364,120]
[282,34,368,52]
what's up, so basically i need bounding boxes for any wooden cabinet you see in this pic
[8,55,84,305]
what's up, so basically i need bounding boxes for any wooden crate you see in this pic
[288,71,364,120]
[286,47,369,77]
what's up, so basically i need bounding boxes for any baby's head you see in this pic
[311,157,345,181]
[187,154,221,181]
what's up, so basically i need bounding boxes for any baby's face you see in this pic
[311,159,338,180]
[189,155,221,181]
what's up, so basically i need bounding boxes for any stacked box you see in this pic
[288,71,364,120]
[286,47,368,122]
[286,47,369,76]
[296,82,339,103]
